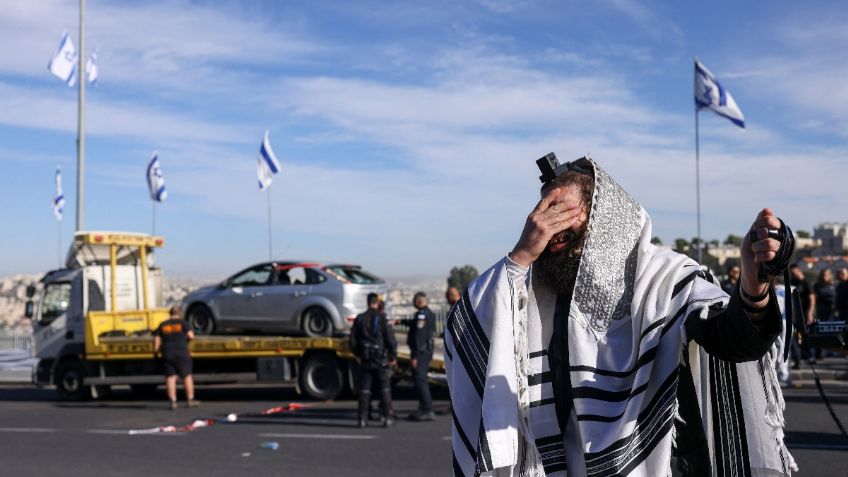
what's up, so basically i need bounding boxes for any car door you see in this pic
[214,264,273,328]
[254,266,325,332]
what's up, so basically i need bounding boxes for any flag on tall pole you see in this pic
[692,59,745,263]
[146,152,167,202]
[257,130,281,190]
[147,152,166,236]
[86,51,98,85]
[48,30,78,87]
[257,130,281,260]
[53,166,65,268]
[694,59,745,128]
[52,167,65,220]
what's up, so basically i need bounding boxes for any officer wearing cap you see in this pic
[350,292,397,428]
[407,291,436,421]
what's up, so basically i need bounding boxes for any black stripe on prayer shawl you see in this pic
[528,370,553,386]
[530,397,556,408]
[446,291,489,397]
[576,365,679,423]
[640,316,666,340]
[661,296,726,338]
[536,434,568,473]
[582,367,680,476]
[710,357,752,477]
[452,452,465,477]
[672,269,715,299]
[529,350,547,359]
[451,410,476,461]
[476,420,493,473]
[673,270,700,298]
[570,344,659,378]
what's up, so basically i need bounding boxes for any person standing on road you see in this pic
[350,292,397,428]
[814,268,837,321]
[153,305,199,410]
[408,291,436,421]
[835,268,848,319]
[722,264,741,295]
[790,264,815,366]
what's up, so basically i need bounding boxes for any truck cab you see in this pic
[28,231,168,399]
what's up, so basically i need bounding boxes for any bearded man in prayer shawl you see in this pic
[446,156,797,477]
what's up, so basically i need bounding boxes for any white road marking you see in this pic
[259,433,377,440]
[88,429,185,436]
[442,436,451,441]
[0,427,57,433]
[787,443,848,451]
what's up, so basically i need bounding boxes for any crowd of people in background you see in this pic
[348,287,463,427]
[722,262,848,387]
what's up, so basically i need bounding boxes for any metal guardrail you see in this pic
[0,327,33,353]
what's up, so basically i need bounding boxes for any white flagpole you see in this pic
[75,0,86,232]
[266,188,273,260]
[695,109,702,263]
[152,201,156,236]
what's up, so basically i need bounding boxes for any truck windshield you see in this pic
[325,266,382,284]
[41,282,71,323]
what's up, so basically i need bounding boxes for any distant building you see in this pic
[813,222,848,255]
[795,236,820,250]
[706,244,740,269]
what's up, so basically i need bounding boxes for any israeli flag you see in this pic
[52,167,65,221]
[257,130,281,190]
[48,30,77,87]
[146,152,167,202]
[86,51,98,85]
[695,59,745,128]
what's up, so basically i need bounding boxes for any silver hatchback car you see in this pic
[181,261,389,337]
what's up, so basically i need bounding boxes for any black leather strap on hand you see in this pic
[748,218,795,361]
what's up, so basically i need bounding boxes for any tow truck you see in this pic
[26,232,444,401]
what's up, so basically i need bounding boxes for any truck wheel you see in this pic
[188,304,216,335]
[55,360,89,401]
[130,384,159,397]
[302,307,333,337]
[298,353,344,401]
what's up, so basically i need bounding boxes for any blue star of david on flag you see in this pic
[694,59,745,128]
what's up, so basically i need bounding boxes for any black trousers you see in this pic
[357,366,392,417]
[413,352,433,413]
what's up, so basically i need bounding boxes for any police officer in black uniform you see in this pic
[407,291,436,421]
[350,292,397,428]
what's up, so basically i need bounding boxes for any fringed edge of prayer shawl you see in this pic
[448,258,547,476]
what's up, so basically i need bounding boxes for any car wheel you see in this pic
[55,360,89,401]
[188,304,216,335]
[298,352,344,401]
[302,307,333,337]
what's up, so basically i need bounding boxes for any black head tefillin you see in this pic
[536,152,592,186]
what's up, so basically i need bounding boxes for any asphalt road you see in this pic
[0,381,845,476]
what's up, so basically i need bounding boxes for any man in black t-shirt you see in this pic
[154,305,198,410]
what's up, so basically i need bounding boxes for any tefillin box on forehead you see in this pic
[536,152,592,185]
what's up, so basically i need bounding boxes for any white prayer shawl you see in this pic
[445,158,796,477]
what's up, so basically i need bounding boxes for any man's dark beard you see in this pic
[534,245,582,295]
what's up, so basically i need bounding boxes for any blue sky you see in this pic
[0,0,846,279]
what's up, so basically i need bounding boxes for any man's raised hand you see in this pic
[739,208,783,304]
[509,187,583,267]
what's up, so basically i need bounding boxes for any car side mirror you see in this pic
[26,284,36,298]
[25,301,34,319]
